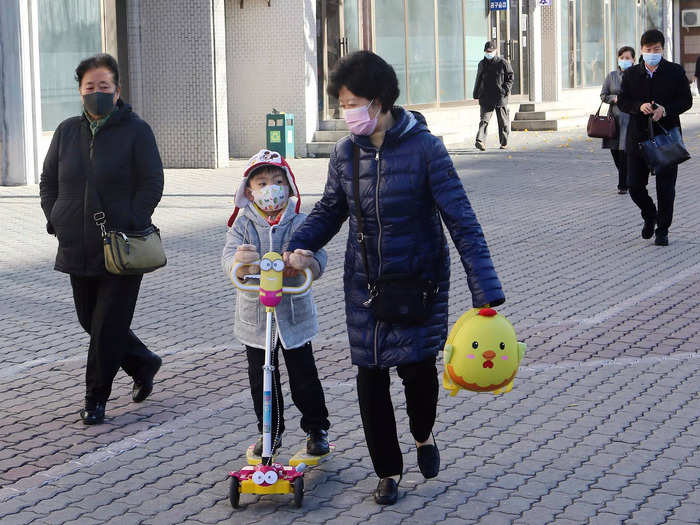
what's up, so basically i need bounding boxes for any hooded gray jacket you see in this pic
[222,201,327,350]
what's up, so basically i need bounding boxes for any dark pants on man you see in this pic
[627,149,677,234]
[246,341,330,438]
[356,356,439,478]
[70,274,158,404]
[476,106,509,147]
[610,149,628,190]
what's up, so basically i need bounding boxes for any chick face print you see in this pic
[443,308,526,395]
[258,252,285,307]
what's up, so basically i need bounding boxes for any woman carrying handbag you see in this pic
[600,46,635,194]
[39,54,164,424]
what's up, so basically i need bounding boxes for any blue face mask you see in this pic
[643,52,662,66]
[484,52,495,59]
[618,59,634,70]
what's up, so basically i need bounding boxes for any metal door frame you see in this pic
[488,3,524,96]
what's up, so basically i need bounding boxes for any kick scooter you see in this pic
[228,252,312,509]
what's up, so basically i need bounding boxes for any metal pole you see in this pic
[261,309,274,462]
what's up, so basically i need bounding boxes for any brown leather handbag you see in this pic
[587,102,617,139]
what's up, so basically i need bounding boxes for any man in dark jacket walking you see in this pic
[40,54,164,424]
[618,30,692,246]
[473,41,514,151]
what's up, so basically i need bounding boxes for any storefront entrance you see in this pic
[316,0,528,119]
[317,0,361,120]
[489,2,528,96]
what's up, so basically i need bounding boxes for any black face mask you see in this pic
[83,92,116,117]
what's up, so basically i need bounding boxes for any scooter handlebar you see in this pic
[230,261,313,295]
[282,268,313,295]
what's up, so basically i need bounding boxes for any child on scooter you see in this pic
[222,149,331,457]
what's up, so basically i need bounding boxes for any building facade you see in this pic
[0,0,684,185]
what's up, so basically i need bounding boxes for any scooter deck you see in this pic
[246,444,277,466]
[289,444,335,467]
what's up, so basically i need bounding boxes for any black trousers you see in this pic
[246,341,329,437]
[476,106,510,147]
[627,149,678,234]
[70,274,158,404]
[610,149,628,190]
[356,356,439,478]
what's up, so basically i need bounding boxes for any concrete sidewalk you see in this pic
[1,118,699,524]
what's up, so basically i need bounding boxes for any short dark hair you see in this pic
[246,165,287,186]
[640,29,664,49]
[617,46,635,59]
[327,51,399,113]
[75,53,120,86]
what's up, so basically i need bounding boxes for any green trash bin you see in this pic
[266,111,295,158]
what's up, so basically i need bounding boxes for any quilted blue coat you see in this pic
[288,108,505,368]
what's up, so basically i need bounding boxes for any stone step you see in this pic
[515,111,547,120]
[313,130,348,142]
[511,119,558,131]
[306,142,335,157]
[319,119,348,131]
[519,103,536,112]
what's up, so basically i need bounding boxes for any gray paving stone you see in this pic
[627,507,671,525]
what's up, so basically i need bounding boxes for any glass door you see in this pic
[318,0,360,120]
[489,3,525,96]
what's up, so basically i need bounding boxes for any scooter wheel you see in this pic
[229,477,240,508]
[293,477,304,508]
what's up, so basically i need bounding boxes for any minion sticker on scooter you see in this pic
[258,252,285,308]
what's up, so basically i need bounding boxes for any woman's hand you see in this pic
[283,249,314,270]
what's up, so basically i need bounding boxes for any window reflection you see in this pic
[38,0,102,131]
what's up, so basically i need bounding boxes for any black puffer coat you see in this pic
[40,100,164,276]
[473,56,514,108]
[288,108,505,368]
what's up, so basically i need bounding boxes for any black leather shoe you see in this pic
[306,429,330,455]
[80,402,105,425]
[642,219,656,239]
[373,478,399,505]
[132,354,162,403]
[252,435,282,457]
[475,141,486,151]
[417,439,440,479]
[655,232,669,246]
[618,188,628,195]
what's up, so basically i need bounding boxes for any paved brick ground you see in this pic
[1,117,699,525]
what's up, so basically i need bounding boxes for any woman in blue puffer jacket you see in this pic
[286,51,505,505]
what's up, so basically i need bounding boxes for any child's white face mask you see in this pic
[252,184,289,212]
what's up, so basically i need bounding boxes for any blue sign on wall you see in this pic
[490,0,508,10]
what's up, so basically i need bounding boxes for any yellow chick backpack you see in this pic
[443,308,526,395]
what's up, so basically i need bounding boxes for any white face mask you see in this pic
[252,184,289,213]
[618,59,634,70]
[484,52,496,59]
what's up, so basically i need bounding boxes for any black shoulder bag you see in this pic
[352,145,438,325]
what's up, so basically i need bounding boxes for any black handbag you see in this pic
[639,117,690,174]
[352,145,437,325]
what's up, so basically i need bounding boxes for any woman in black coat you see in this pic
[39,54,164,424]
[286,52,505,505]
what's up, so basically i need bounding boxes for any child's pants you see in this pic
[246,341,330,438]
